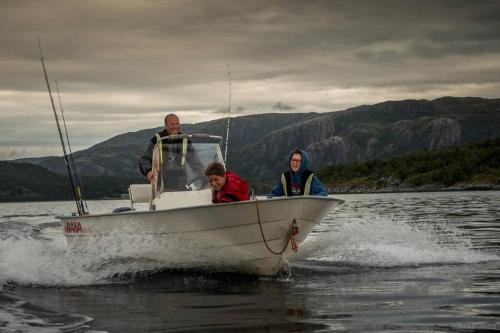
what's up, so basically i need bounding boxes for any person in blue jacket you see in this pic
[268,148,328,197]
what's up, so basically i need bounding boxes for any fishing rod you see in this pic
[224,64,232,164]
[55,80,89,215]
[37,37,88,215]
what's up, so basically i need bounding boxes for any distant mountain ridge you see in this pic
[16,113,320,178]
[15,97,500,182]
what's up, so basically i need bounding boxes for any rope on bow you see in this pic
[255,199,300,255]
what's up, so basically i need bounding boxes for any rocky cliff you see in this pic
[229,97,497,180]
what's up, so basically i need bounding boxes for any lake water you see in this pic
[0,191,499,332]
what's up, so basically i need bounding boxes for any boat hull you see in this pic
[61,196,342,276]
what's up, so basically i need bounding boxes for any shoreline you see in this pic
[328,182,500,194]
[2,186,500,203]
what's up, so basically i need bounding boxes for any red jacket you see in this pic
[212,171,250,203]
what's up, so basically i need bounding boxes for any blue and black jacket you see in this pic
[268,149,328,197]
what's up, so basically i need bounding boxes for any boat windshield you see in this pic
[151,134,224,194]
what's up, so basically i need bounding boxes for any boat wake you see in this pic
[1,213,498,288]
[0,233,183,287]
[0,229,263,287]
[298,214,500,267]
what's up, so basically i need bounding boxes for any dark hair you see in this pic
[205,162,226,177]
[290,148,302,160]
[164,113,178,124]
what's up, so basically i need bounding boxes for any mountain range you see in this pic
[15,97,500,183]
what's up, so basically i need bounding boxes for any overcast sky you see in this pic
[1,0,500,159]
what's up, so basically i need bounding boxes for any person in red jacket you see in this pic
[204,162,250,203]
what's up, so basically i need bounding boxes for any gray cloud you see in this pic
[0,148,26,160]
[211,106,247,120]
[272,102,295,111]
[1,0,500,158]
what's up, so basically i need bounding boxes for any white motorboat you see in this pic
[60,134,343,276]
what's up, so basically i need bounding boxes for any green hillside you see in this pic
[0,161,144,202]
[317,138,500,192]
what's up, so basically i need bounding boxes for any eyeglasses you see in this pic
[291,159,302,163]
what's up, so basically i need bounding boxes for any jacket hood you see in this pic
[289,149,309,176]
